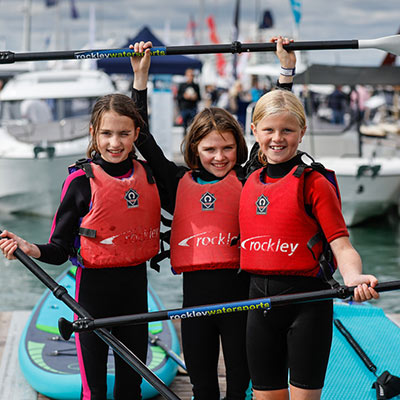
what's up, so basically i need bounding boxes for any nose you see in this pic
[109,135,121,147]
[214,149,225,160]
[271,131,284,142]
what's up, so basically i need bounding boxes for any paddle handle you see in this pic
[334,319,377,374]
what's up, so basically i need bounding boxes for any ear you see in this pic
[251,123,259,143]
[299,126,306,143]
[133,127,140,141]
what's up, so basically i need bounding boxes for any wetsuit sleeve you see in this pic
[36,173,90,265]
[131,88,187,214]
[305,172,349,243]
[275,81,293,91]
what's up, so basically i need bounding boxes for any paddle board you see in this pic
[18,266,180,400]
[324,301,400,400]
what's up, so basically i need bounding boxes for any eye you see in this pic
[100,130,111,136]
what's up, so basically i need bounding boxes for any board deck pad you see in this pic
[323,301,400,400]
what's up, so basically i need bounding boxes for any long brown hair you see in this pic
[87,93,144,158]
[181,107,248,169]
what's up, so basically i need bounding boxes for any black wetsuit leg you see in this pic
[246,275,333,391]
[181,269,250,400]
[75,265,148,400]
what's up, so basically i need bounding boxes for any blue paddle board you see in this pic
[18,266,180,400]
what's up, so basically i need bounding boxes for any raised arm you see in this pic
[129,41,186,214]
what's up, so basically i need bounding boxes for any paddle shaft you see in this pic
[1,35,399,64]
[4,239,180,400]
[69,281,400,334]
[334,319,377,374]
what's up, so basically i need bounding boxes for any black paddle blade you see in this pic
[372,370,400,399]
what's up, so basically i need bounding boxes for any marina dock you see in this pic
[2,310,400,400]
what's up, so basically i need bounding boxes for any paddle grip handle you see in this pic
[334,319,377,373]
[0,51,15,64]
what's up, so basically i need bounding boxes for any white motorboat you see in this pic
[0,69,115,217]
[316,156,400,226]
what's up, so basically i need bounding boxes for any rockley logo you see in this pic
[241,235,299,256]
[178,231,238,248]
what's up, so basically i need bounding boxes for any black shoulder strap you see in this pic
[71,158,94,178]
[233,165,246,185]
[136,159,155,184]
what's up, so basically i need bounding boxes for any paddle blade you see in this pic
[372,371,400,399]
[359,35,400,56]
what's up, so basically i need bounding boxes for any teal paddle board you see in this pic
[18,266,180,400]
[323,301,400,399]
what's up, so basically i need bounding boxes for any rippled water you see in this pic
[0,212,399,314]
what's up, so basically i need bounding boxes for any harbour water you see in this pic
[0,211,399,314]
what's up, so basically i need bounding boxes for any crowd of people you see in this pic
[0,35,380,400]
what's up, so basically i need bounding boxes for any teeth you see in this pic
[271,146,284,150]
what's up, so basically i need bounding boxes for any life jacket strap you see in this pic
[79,227,96,238]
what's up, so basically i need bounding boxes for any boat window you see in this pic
[0,101,23,121]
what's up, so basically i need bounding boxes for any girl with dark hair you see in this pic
[0,93,162,400]
[129,37,296,400]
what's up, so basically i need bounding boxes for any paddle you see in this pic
[0,35,399,64]
[149,334,187,371]
[58,281,400,340]
[334,319,400,399]
[0,231,180,400]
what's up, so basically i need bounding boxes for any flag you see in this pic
[185,15,197,44]
[206,15,226,77]
[45,0,58,6]
[289,0,302,26]
[259,10,274,29]
[232,0,240,42]
[70,0,79,19]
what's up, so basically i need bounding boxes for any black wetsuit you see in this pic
[35,155,162,400]
[245,155,348,391]
[132,88,251,400]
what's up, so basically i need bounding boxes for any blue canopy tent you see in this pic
[97,26,202,75]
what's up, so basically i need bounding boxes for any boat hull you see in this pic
[0,154,84,217]
[317,157,400,226]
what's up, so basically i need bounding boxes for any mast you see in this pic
[22,0,32,51]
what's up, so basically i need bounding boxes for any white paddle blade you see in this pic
[359,35,400,56]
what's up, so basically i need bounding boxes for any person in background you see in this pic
[228,79,252,129]
[327,85,349,124]
[0,93,162,400]
[350,84,371,123]
[239,88,379,400]
[177,68,201,136]
[129,36,296,400]
[250,76,265,103]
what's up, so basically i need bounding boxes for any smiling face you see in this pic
[92,110,140,163]
[251,111,305,164]
[196,130,237,177]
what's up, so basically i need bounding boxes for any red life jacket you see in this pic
[78,160,160,268]
[239,164,339,277]
[170,170,242,273]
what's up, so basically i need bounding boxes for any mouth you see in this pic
[212,162,228,169]
[108,149,124,156]
[270,146,285,151]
